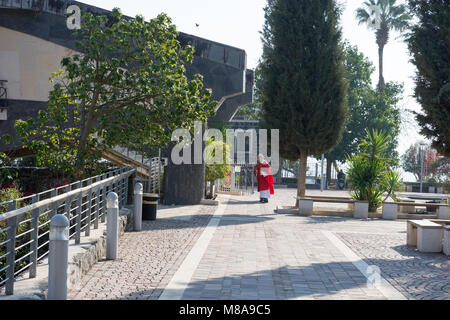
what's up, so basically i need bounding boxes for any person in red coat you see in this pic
[254,154,274,203]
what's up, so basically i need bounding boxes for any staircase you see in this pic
[101,145,167,193]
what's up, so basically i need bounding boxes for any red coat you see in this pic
[254,162,274,194]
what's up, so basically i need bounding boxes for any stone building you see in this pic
[0,0,254,204]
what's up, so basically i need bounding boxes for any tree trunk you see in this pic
[277,158,284,184]
[377,45,385,91]
[296,151,307,207]
[326,159,332,190]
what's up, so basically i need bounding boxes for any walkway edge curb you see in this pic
[322,230,407,300]
[159,195,230,300]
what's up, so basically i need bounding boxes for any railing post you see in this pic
[85,179,92,237]
[134,183,143,232]
[101,184,106,223]
[158,151,161,201]
[29,195,39,278]
[101,174,107,223]
[94,187,100,229]
[75,182,82,244]
[120,174,125,207]
[64,184,71,222]
[147,158,152,193]
[50,189,57,218]
[5,200,17,295]
[106,192,119,260]
[48,214,69,300]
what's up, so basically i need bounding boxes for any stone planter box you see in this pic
[382,203,398,220]
[353,201,369,219]
[299,199,313,217]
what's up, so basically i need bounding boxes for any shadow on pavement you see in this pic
[123,262,381,300]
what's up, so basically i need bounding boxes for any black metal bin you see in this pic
[143,193,159,220]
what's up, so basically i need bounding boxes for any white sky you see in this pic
[81,0,427,180]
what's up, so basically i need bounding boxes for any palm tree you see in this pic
[356,0,411,91]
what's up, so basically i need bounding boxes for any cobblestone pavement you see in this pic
[70,189,450,300]
[178,194,395,300]
[336,232,450,300]
[69,205,216,300]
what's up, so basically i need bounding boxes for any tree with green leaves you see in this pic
[205,139,231,198]
[346,130,402,211]
[356,0,411,91]
[325,43,374,180]
[325,44,403,181]
[15,8,214,178]
[401,142,426,180]
[406,0,450,157]
[204,122,232,198]
[260,0,348,205]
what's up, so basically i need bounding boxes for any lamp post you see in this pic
[419,142,427,193]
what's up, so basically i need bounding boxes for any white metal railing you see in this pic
[111,145,167,194]
[0,166,136,296]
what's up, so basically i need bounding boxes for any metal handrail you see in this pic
[0,166,136,296]
[0,172,106,208]
[0,168,133,222]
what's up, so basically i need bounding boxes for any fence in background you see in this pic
[110,145,167,195]
[216,163,255,194]
[0,166,136,296]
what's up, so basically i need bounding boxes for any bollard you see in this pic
[134,183,143,231]
[106,192,119,260]
[48,214,70,300]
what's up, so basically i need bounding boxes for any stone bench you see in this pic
[397,198,415,213]
[429,219,450,226]
[383,202,449,220]
[407,220,443,253]
[297,197,368,218]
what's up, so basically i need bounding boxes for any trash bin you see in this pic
[143,193,159,220]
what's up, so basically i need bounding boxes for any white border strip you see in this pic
[322,230,407,300]
[159,195,229,300]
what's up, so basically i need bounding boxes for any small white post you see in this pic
[299,199,313,216]
[354,201,369,219]
[438,205,449,220]
[106,192,119,260]
[382,203,398,220]
[134,183,143,231]
[48,214,70,300]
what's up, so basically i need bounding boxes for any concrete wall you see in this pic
[0,0,253,205]
[0,26,73,101]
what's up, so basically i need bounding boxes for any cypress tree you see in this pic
[260,0,348,203]
[407,0,450,157]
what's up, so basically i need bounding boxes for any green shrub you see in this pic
[346,130,402,211]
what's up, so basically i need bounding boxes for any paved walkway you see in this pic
[69,189,450,300]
